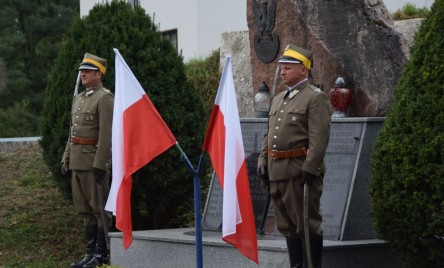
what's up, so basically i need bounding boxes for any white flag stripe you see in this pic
[218,55,244,236]
[105,48,145,213]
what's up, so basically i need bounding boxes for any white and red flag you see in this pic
[105,48,176,249]
[202,55,259,263]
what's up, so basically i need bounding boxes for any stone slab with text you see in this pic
[202,117,383,241]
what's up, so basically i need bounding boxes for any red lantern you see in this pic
[329,76,352,117]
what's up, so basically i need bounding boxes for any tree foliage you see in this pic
[370,0,444,266]
[185,49,221,123]
[0,100,39,137]
[40,0,206,230]
[0,0,78,114]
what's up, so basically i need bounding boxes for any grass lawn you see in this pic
[0,143,84,267]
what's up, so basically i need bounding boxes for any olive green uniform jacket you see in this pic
[62,83,114,172]
[258,80,331,236]
[258,80,331,180]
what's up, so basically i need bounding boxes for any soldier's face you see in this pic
[80,69,102,88]
[280,63,307,87]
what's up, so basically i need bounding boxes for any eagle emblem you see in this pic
[253,0,279,63]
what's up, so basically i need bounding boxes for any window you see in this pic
[162,29,178,51]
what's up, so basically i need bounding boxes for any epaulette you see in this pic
[311,86,323,93]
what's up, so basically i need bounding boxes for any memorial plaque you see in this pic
[261,121,367,239]
[241,120,270,233]
[202,119,270,233]
[321,122,364,240]
[202,173,223,231]
[202,119,367,238]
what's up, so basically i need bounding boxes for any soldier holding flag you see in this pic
[61,53,114,268]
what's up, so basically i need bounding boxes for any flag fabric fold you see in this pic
[202,55,259,264]
[105,48,176,249]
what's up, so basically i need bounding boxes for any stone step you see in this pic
[0,137,40,153]
[109,228,406,268]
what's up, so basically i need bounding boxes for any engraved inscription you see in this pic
[201,174,223,231]
[202,120,270,233]
[321,122,364,240]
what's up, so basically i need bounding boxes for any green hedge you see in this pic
[370,0,444,266]
[40,0,205,230]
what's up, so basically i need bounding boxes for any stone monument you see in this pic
[247,0,408,117]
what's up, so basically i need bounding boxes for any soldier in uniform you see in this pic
[61,53,114,268]
[257,45,331,268]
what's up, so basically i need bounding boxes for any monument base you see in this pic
[109,228,406,268]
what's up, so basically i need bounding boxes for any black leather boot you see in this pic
[302,235,323,268]
[310,235,323,268]
[70,224,97,268]
[83,226,109,268]
[286,236,304,268]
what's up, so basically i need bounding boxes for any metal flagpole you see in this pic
[174,143,204,268]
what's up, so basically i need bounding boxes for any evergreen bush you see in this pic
[185,49,221,123]
[0,100,39,137]
[370,0,444,266]
[40,0,205,230]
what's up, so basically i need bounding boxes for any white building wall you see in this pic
[196,0,248,60]
[140,0,199,60]
[80,0,247,61]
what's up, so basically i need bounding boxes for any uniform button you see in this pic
[283,102,287,105]
[273,144,277,148]
[81,100,84,103]
[273,135,277,139]
[280,110,284,113]
[275,126,279,130]
[87,110,89,112]
[73,132,77,135]
[278,118,281,121]
[74,124,77,126]
[78,108,80,110]
[76,116,79,118]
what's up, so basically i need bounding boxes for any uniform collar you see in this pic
[285,78,308,99]
[83,82,103,96]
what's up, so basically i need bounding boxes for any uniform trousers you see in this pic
[71,170,111,227]
[270,176,323,237]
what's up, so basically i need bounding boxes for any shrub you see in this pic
[392,3,430,20]
[0,100,39,137]
[40,0,206,230]
[370,0,444,266]
[185,49,221,123]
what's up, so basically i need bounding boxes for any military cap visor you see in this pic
[278,45,312,70]
[79,53,107,74]
[278,56,303,65]
[79,63,100,71]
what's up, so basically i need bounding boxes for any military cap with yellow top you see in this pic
[278,44,313,70]
[79,53,107,75]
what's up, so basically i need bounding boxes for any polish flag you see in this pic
[105,48,176,249]
[202,55,259,263]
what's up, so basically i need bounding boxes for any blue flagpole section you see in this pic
[174,143,204,268]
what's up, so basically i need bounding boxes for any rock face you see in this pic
[247,0,408,116]
[394,18,424,58]
[220,31,255,118]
